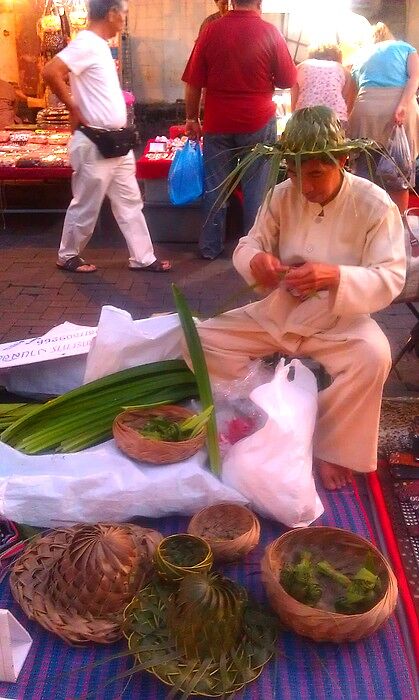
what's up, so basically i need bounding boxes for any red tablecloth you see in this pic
[169,124,186,139]
[136,140,175,180]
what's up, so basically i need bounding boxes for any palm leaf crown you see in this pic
[218,105,411,206]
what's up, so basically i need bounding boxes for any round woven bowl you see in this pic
[188,503,260,562]
[154,533,213,582]
[261,526,398,643]
[112,405,206,464]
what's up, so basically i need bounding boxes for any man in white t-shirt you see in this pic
[43,0,171,273]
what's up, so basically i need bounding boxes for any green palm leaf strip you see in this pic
[172,284,221,476]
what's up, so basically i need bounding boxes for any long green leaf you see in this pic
[1,360,190,444]
[172,284,221,476]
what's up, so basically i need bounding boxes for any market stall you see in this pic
[136,135,203,243]
[0,127,71,213]
[0,295,417,699]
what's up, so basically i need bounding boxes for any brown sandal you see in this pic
[130,259,171,273]
[57,256,97,273]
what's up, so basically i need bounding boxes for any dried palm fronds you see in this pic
[10,522,162,644]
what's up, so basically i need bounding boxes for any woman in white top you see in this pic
[291,44,354,128]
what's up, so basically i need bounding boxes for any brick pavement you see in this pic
[0,212,417,396]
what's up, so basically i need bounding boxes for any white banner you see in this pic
[0,322,97,369]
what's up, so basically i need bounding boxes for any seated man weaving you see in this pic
[191,107,406,490]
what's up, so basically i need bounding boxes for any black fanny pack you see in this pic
[77,124,137,158]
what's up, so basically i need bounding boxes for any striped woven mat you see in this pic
[0,484,416,700]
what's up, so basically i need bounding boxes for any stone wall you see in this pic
[128,0,215,104]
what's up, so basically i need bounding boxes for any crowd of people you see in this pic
[36,0,419,491]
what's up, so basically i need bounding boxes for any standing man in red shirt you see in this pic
[182,0,296,260]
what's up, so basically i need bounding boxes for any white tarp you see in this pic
[0,440,247,527]
[0,307,184,398]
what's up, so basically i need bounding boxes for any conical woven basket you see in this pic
[113,405,206,464]
[187,503,260,562]
[10,522,162,645]
[261,526,398,643]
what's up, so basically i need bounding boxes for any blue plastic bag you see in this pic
[168,139,204,205]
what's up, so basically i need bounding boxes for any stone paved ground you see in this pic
[0,211,417,396]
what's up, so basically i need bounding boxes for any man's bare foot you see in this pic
[316,459,353,490]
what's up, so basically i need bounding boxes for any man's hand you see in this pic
[394,103,407,125]
[284,262,340,297]
[249,252,289,288]
[185,118,202,140]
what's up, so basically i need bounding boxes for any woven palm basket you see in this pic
[9,522,162,645]
[261,526,398,643]
[187,503,260,562]
[112,405,207,464]
[154,534,213,582]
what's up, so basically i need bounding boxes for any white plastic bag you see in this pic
[222,359,324,527]
[84,306,183,382]
[376,124,412,190]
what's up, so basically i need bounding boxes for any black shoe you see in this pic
[198,251,223,260]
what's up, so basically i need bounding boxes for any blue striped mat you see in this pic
[0,485,416,700]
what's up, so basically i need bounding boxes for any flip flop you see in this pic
[130,259,171,273]
[57,256,97,273]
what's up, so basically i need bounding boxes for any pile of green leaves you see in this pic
[139,406,213,442]
[280,550,382,614]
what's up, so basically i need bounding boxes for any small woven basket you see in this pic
[188,503,260,562]
[112,405,206,464]
[261,526,398,643]
[154,534,213,582]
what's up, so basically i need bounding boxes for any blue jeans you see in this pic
[201,116,277,259]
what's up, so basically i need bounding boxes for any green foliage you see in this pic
[172,285,221,475]
[280,550,322,606]
[316,559,382,615]
[139,407,213,443]
[1,360,198,454]
[316,560,351,588]
[335,566,382,615]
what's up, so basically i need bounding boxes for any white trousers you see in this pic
[193,309,392,473]
[58,131,156,267]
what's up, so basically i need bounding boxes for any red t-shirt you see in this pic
[182,10,296,134]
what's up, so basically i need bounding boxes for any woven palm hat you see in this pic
[218,106,376,206]
[278,106,371,160]
[9,522,163,645]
